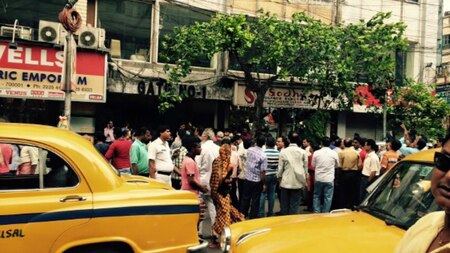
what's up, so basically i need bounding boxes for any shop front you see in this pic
[0,40,107,133]
[105,71,233,132]
[232,82,384,140]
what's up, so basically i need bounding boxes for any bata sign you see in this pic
[0,41,106,102]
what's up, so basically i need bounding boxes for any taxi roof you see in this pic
[401,148,437,163]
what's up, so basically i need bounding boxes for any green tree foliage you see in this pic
[338,13,408,103]
[302,111,331,145]
[387,81,450,140]
[161,10,407,130]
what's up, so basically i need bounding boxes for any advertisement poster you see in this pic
[0,41,107,102]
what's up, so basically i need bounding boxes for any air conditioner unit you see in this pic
[77,26,105,49]
[38,20,67,44]
[0,25,33,40]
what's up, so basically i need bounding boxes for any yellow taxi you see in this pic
[220,148,439,252]
[0,123,206,253]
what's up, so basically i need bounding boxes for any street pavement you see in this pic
[205,199,312,253]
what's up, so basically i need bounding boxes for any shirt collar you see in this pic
[158,137,167,144]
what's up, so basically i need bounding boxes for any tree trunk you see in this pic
[253,85,269,132]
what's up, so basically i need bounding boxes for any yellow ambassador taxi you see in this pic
[220,148,440,253]
[0,123,207,253]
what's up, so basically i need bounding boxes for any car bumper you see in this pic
[187,240,208,253]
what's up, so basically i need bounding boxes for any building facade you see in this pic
[436,11,449,103]
[0,0,443,140]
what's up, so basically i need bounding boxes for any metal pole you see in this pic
[63,34,73,128]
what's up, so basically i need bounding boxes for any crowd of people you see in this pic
[94,120,447,248]
[0,143,45,176]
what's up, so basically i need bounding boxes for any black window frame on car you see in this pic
[362,161,440,229]
[0,141,80,191]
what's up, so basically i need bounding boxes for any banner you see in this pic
[436,84,450,104]
[233,83,389,113]
[108,76,233,101]
[233,83,339,109]
[0,41,107,102]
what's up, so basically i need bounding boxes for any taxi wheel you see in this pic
[70,248,124,253]
[78,249,118,253]
[66,243,132,253]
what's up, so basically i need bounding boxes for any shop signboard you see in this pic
[233,83,388,113]
[233,83,340,109]
[0,41,107,102]
[108,77,233,101]
[436,84,450,104]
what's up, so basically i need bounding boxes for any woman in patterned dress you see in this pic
[209,142,245,247]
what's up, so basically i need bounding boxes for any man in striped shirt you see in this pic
[240,135,267,219]
[259,135,280,217]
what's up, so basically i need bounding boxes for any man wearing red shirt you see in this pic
[0,143,13,175]
[105,128,132,174]
[181,136,207,195]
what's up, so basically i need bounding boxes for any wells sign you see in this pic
[0,41,107,102]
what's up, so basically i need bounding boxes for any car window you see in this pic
[366,162,440,229]
[0,142,79,191]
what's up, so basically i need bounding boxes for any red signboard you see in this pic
[0,41,107,102]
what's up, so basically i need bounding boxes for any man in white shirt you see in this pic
[312,137,340,213]
[104,120,115,144]
[148,125,174,186]
[197,128,220,238]
[277,132,308,215]
[360,139,381,202]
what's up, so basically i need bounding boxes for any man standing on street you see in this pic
[148,125,174,186]
[130,127,151,176]
[197,128,220,238]
[171,129,187,189]
[259,135,279,217]
[360,139,381,201]
[181,135,207,195]
[312,137,339,213]
[338,138,360,209]
[104,120,115,144]
[240,135,267,219]
[277,131,308,215]
[105,128,132,174]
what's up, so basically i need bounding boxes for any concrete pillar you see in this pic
[337,111,346,138]
[150,0,160,64]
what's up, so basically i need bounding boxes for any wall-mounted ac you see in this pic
[0,25,33,40]
[77,26,105,49]
[38,20,67,44]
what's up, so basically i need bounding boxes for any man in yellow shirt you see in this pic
[338,138,360,209]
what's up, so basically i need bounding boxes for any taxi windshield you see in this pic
[365,162,441,229]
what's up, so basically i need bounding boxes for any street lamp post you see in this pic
[63,34,74,128]
[59,0,81,129]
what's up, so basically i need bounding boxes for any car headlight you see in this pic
[220,227,231,253]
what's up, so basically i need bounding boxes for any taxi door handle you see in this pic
[60,195,87,202]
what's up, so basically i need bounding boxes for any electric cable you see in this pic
[58,3,82,33]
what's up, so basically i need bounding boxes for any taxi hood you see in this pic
[229,211,404,253]
[120,174,172,190]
